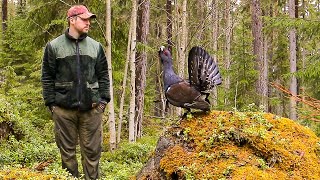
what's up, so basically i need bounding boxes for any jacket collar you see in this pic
[65,28,87,41]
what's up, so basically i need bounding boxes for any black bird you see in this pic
[159,46,222,112]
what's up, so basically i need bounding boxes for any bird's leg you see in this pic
[181,108,191,119]
[204,93,210,104]
[165,99,170,114]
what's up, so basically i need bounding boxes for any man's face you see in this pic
[70,15,91,34]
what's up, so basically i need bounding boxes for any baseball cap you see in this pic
[67,5,96,19]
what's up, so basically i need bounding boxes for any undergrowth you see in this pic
[0,133,159,179]
[0,73,162,179]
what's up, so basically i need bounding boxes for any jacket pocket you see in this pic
[54,82,74,106]
[55,82,73,93]
[87,82,100,104]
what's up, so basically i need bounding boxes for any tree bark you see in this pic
[300,0,306,110]
[251,0,268,110]
[2,0,8,33]
[289,0,297,120]
[263,35,269,111]
[154,1,166,118]
[224,0,231,105]
[211,0,219,106]
[0,122,12,140]
[164,0,174,116]
[105,0,117,151]
[118,25,131,144]
[135,0,150,138]
[166,0,173,51]
[196,0,205,41]
[175,0,188,116]
[129,0,137,142]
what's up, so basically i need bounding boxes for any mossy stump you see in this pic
[136,111,320,180]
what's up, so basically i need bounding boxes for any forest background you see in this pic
[0,0,319,179]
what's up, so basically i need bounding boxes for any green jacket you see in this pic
[41,29,110,111]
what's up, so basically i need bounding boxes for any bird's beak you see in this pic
[159,46,165,57]
[159,46,165,52]
[158,46,165,63]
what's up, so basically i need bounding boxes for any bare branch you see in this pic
[59,0,70,6]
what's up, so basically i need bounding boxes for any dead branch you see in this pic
[270,82,320,122]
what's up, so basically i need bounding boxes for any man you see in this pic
[41,5,110,179]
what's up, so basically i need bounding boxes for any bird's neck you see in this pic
[163,61,175,74]
[162,60,182,90]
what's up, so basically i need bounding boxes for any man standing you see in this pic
[41,5,110,179]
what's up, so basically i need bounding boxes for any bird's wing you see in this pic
[165,81,201,103]
[188,46,222,92]
[165,81,210,110]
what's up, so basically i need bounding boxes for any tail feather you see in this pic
[188,46,222,92]
[208,65,220,80]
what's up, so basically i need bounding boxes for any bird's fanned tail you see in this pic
[188,46,222,92]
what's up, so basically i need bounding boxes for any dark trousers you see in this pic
[52,106,103,180]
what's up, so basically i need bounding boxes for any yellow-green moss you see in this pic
[160,111,320,179]
[0,168,55,180]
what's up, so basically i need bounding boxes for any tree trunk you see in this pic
[2,0,8,33]
[196,0,205,41]
[118,25,131,144]
[263,35,269,112]
[289,0,297,120]
[251,0,267,110]
[135,0,150,139]
[224,0,231,105]
[300,0,306,110]
[269,1,283,115]
[175,0,188,116]
[105,0,116,151]
[165,0,174,116]
[129,0,137,142]
[154,1,166,118]
[211,0,219,106]
[166,0,173,51]
[0,122,12,140]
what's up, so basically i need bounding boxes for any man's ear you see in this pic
[69,17,76,25]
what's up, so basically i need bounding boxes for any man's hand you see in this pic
[48,105,55,113]
[97,101,107,112]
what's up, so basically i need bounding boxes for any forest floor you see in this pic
[1,110,320,179]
